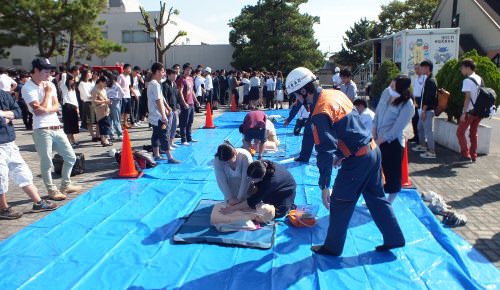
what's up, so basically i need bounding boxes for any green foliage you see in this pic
[139,2,187,63]
[334,18,375,69]
[436,50,500,121]
[369,60,401,107]
[376,0,439,35]
[66,0,125,65]
[229,0,323,74]
[0,0,124,64]
[0,0,69,58]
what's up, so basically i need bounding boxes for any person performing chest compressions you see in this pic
[285,67,405,256]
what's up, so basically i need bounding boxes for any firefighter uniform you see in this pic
[311,89,405,255]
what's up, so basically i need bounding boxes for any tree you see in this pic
[0,0,124,64]
[377,0,439,35]
[436,50,500,121]
[228,0,324,74]
[139,1,187,63]
[0,0,69,58]
[64,0,124,66]
[334,18,375,69]
[369,60,400,108]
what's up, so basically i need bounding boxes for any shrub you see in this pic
[369,60,400,108]
[436,50,500,122]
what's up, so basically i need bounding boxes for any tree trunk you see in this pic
[66,31,75,66]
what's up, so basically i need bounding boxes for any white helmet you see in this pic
[286,67,316,94]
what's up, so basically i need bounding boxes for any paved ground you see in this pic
[407,116,500,268]
[1,104,499,269]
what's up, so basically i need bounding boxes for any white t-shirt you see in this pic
[0,74,16,92]
[147,79,163,126]
[297,104,310,120]
[331,73,341,86]
[205,74,213,91]
[78,81,94,102]
[132,76,141,97]
[117,73,131,98]
[359,108,375,132]
[22,80,61,129]
[61,85,78,106]
[194,76,205,97]
[413,75,427,98]
[462,73,482,112]
[250,77,260,87]
[266,78,276,91]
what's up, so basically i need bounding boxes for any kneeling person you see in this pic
[220,160,296,218]
[214,142,253,205]
[239,110,267,159]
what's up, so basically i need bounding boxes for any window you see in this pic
[12,59,22,66]
[492,54,500,68]
[121,30,153,43]
[109,0,121,8]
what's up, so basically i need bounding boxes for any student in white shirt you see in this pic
[204,67,216,109]
[353,98,375,133]
[194,69,205,107]
[339,68,358,101]
[131,66,143,126]
[78,70,98,140]
[457,58,484,162]
[265,74,276,109]
[61,74,80,146]
[117,64,132,128]
[22,58,81,200]
[410,64,426,143]
[331,67,341,89]
[0,67,17,93]
[147,62,180,164]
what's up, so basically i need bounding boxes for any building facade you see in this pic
[0,0,234,70]
[431,0,500,67]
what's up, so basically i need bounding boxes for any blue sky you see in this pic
[141,0,393,53]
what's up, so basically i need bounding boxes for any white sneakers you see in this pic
[412,145,427,152]
[420,151,436,159]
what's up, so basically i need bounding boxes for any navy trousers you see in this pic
[179,105,195,143]
[297,119,314,161]
[323,146,405,255]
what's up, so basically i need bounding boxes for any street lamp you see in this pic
[150,30,158,63]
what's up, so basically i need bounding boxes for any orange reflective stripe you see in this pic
[312,89,353,123]
[312,125,320,145]
[337,139,352,157]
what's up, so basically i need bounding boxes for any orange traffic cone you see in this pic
[117,128,143,179]
[230,94,238,112]
[203,102,216,129]
[402,139,413,188]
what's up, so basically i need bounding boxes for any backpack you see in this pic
[435,88,450,117]
[53,153,85,176]
[467,77,497,118]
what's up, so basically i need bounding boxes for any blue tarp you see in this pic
[0,110,498,290]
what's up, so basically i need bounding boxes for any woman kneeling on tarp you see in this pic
[214,141,253,205]
[220,160,296,218]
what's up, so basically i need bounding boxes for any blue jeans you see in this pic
[170,109,178,140]
[110,99,123,137]
[179,105,194,143]
[418,110,435,152]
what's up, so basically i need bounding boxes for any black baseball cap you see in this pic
[32,58,56,70]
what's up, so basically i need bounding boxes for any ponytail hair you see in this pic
[247,160,276,179]
[215,143,236,161]
[392,75,412,106]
